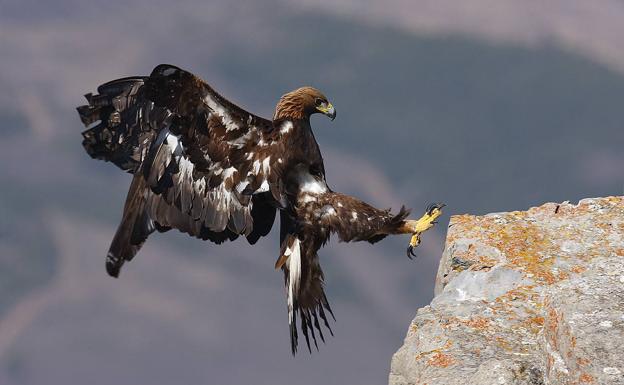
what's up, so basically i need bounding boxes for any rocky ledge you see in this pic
[389,196,624,385]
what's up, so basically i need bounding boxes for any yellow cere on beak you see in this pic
[316,102,336,120]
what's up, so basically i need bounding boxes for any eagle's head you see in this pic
[274,87,336,122]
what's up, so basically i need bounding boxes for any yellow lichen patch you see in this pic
[488,285,543,336]
[448,211,564,284]
[528,316,544,326]
[427,352,455,368]
[446,199,624,286]
[494,285,539,306]
[449,214,476,226]
[462,317,490,330]
[496,224,557,282]
[495,336,513,351]
[461,251,499,271]
[413,340,454,363]
[520,316,545,335]
[409,197,624,384]
[539,270,557,285]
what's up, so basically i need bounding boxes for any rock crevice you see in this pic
[390,197,624,385]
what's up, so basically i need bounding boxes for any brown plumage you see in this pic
[77,64,435,355]
[273,86,330,121]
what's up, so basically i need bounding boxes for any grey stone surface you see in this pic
[390,197,624,385]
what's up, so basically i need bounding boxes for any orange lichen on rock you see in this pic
[495,336,513,351]
[520,316,545,335]
[546,307,560,345]
[579,373,595,383]
[462,317,490,330]
[391,197,624,385]
[529,316,544,326]
[426,352,455,368]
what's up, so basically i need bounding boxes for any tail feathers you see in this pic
[107,174,154,277]
[279,235,335,355]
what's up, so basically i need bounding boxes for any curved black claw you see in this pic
[425,202,447,215]
[406,245,417,259]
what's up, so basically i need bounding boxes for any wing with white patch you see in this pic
[142,64,288,211]
[77,64,288,275]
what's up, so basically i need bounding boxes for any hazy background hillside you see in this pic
[1,1,623,384]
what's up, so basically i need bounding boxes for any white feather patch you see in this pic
[235,181,249,193]
[222,166,237,181]
[165,133,179,148]
[322,205,337,216]
[251,159,261,175]
[261,157,271,174]
[296,166,328,194]
[257,179,270,193]
[286,238,302,325]
[204,95,239,133]
[226,130,252,148]
[280,121,293,134]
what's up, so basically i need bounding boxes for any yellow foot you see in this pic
[406,203,445,259]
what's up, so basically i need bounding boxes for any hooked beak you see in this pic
[317,103,336,121]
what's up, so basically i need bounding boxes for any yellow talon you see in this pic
[406,203,445,259]
[414,203,444,233]
[409,233,421,248]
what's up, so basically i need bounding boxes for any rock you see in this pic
[389,196,624,385]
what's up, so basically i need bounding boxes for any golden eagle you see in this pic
[77,65,443,354]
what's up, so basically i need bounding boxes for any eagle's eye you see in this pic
[314,98,324,107]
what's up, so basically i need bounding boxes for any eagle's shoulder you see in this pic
[147,64,274,131]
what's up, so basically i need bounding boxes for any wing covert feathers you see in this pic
[77,64,284,276]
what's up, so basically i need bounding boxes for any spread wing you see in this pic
[78,64,286,276]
